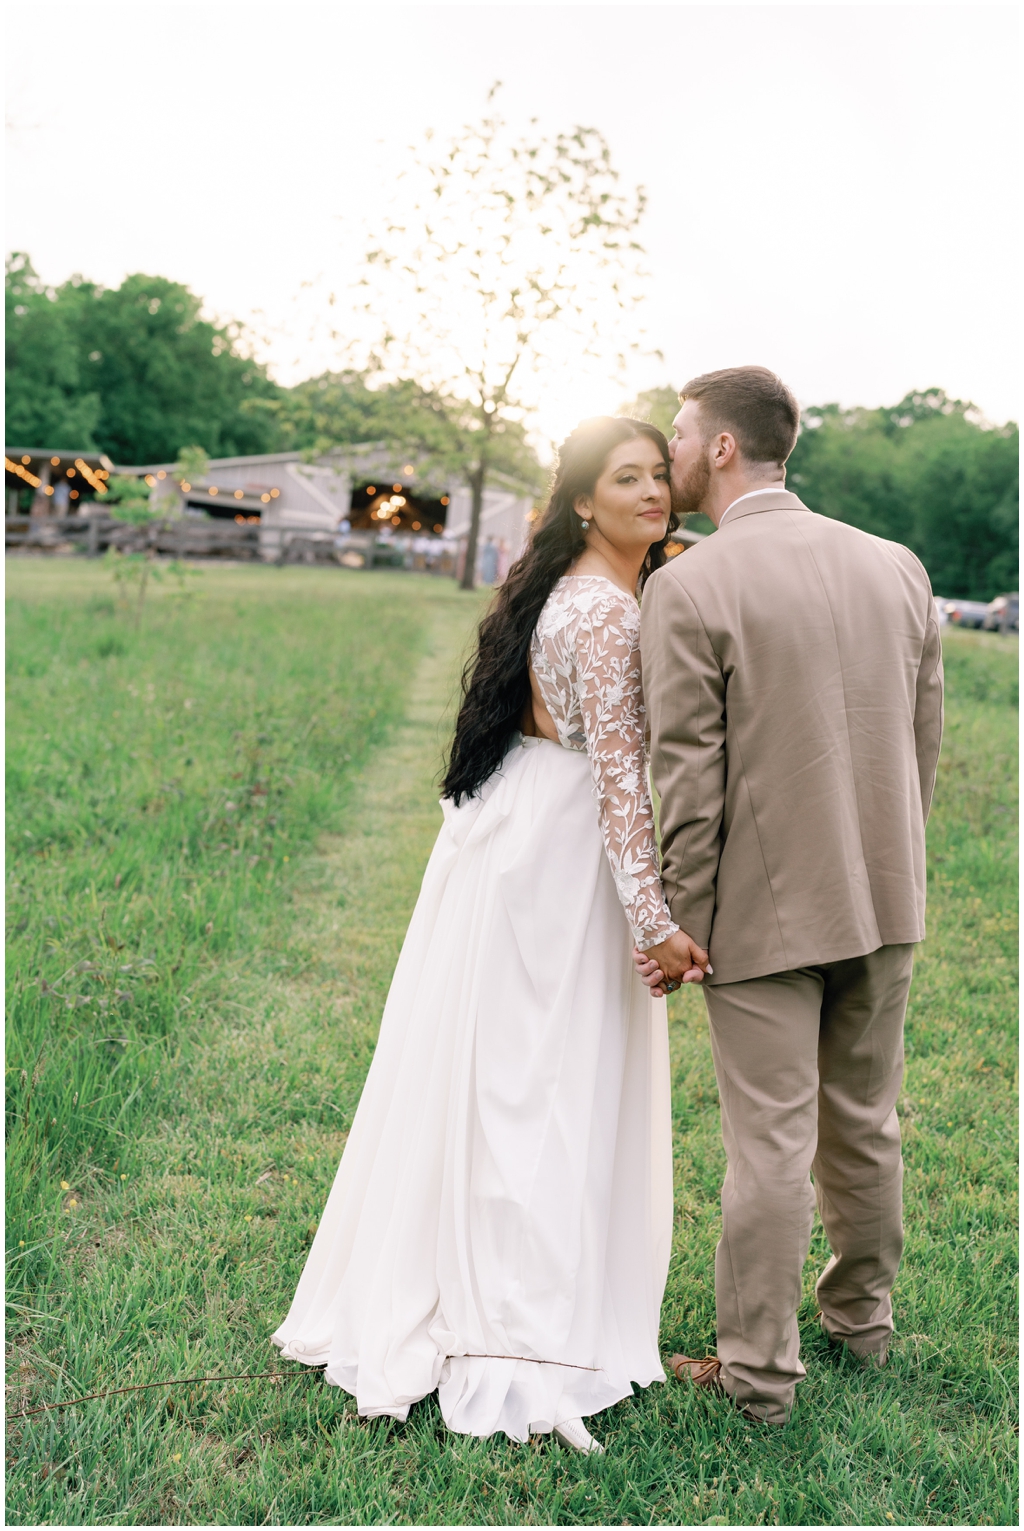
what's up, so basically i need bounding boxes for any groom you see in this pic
[637,365,943,1425]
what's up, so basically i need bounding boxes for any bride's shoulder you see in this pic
[537,574,639,645]
[569,574,639,622]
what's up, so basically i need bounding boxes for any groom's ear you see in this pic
[711,431,739,470]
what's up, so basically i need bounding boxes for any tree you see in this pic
[620,385,680,439]
[352,87,651,588]
[244,370,427,457]
[5,254,102,448]
[788,390,1018,599]
[174,445,210,485]
[5,257,282,464]
[75,274,281,464]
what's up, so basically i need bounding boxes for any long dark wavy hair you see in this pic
[442,415,677,805]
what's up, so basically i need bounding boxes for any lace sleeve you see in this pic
[574,594,679,952]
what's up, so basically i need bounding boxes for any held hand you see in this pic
[633,951,670,998]
[633,931,712,995]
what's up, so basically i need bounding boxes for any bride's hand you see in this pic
[633,931,712,993]
[634,950,670,997]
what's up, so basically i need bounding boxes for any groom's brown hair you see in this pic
[680,366,800,468]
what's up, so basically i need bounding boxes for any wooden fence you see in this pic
[4,517,463,575]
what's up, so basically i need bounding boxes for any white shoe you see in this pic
[553,1417,605,1454]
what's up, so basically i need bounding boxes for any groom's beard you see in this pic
[671,454,712,521]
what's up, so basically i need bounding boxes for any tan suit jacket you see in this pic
[641,490,943,986]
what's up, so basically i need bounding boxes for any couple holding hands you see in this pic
[272,366,943,1451]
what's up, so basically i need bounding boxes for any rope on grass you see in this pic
[7,1352,602,1421]
[458,1354,601,1372]
[5,1368,313,1421]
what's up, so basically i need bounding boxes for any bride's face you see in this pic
[576,437,671,554]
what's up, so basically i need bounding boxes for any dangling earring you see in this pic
[579,517,589,532]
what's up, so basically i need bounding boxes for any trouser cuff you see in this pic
[719,1366,794,1425]
[819,1313,890,1364]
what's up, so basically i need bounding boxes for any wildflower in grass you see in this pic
[68,1199,78,1208]
[60,1181,70,1190]
[120,1174,127,1181]
[244,1215,252,1222]
[172,1453,182,1462]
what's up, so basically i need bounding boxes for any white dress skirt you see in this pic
[271,732,674,1442]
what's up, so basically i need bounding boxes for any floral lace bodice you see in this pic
[530,574,679,953]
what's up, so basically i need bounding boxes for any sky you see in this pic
[6,2,1019,447]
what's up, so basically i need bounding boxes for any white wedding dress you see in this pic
[272,574,679,1442]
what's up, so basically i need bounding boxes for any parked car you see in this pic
[982,592,1019,634]
[932,596,950,626]
[944,599,990,629]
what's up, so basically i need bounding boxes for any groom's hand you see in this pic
[634,932,712,994]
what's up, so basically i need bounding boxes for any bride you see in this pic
[272,415,711,1452]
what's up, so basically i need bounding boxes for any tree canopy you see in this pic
[5,254,280,463]
[6,254,104,450]
[787,390,1018,599]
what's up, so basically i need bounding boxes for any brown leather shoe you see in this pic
[666,1355,784,1425]
[666,1354,723,1391]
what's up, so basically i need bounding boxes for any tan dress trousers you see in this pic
[702,943,914,1423]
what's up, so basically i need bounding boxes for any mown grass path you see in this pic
[6,565,1018,1526]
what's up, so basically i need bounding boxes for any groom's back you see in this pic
[642,491,943,986]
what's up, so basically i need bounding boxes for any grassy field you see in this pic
[6,561,1018,1526]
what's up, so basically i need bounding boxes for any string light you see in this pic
[21,455,30,465]
[180,481,191,492]
[70,490,79,500]
[67,468,76,478]
[433,523,443,533]
[440,496,450,506]
[233,490,244,500]
[392,483,402,492]
[157,470,166,480]
[260,493,271,503]
[366,485,376,496]
[145,475,156,487]
[50,456,60,467]
[209,486,219,495]
[74,459,107,496]
[5,457,41,488]
[403,465,414,475]
[270,489,280,498]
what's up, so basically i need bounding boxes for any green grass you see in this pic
[6,567,1018,1526]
